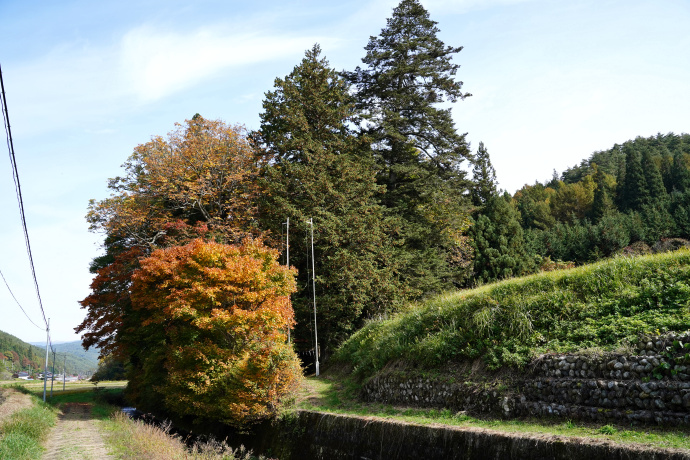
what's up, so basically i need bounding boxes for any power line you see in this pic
[0,267,43,330]
[0,64,48,329]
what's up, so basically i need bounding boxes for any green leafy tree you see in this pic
[253,45,408,355]
[513,183,556,230]
[346,0,473,294]
[550,177,595,224]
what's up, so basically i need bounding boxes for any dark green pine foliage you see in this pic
[669,152,690,238]
[254,45,407,355]
[641,148,668,206]
[346,0,473,294]
[471,142,497,207]
[659,147,674,193]
[471,193,531,284]
[620,144,648,211]
[639,148,674,243]
[670,151,690,193]
[590,164,615,222]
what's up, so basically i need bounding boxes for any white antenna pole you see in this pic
[286,217,290,343]
[43,318,49,402]
[309,218,319,376]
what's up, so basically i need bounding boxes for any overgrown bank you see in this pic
[336,249,690,377]
[0,388,56,459]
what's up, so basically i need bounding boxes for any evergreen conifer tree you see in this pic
[670,151,690,193]
[346,0,473,294]
[471,142,497,207]
[591,164,615,222]
[641,148,669,206]
[620,144,648,211]
[471,193,531,284]
[254,45,407,355]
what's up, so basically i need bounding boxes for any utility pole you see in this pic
[63,354,66,391]
[308,218,319,376]
[43,319,49,402]
[50,348,56,398]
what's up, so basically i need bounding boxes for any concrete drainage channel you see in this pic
[119,406,690,458]
[241,411,690,460]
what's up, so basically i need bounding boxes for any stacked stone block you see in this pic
[361,332,690,425]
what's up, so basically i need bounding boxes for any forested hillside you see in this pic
[471,132,690,284]
[1,331,97,376]
[0,330,44,375]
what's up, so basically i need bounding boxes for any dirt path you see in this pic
[42,402,114,460]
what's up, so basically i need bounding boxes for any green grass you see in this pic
[18,383,125,422]
[335,250,690,376]
[296,377,690,451]
[0,393,57,460]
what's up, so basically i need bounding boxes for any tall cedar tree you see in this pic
[642,148,668,206]
[590,164,615,222]
[619,144,648,211]
[471,142,497,206]
[670,150,690,193]
[346,0,473,294]
[253,45,407,356]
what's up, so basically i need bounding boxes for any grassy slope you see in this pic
[335,250,690,378]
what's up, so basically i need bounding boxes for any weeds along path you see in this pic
[0,388,34,423]
[42,402,114,460]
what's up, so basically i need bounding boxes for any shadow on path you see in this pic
[42,402,114,460]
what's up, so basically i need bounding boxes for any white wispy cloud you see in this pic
[118,25,322,101]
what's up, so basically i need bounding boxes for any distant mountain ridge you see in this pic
[1,330,98,375]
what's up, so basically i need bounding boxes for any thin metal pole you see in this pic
[63,354,66,391]
[43,319,49,402]
[286,217,290,343]
[50,348,56,398]
[309,218,319,376]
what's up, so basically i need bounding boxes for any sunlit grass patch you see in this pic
[103,412,263,460]
[0,392,57,460]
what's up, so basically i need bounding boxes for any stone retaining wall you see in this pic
[362,332,690,426]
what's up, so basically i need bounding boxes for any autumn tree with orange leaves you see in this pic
[86,114,262,251]
[129,239,301,426]
[77,116,301,427]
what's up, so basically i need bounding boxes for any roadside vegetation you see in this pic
[12,384,264,460]
[296,377,690,451]
[0,387,57,460]
[335,249,690,377]
[103,412,263,460]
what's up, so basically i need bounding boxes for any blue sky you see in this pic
[1,0,689,344]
